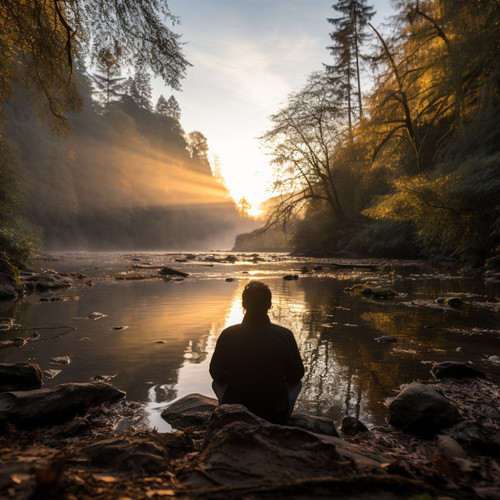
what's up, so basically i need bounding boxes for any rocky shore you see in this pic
[0,361,499,499]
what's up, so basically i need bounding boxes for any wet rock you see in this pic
[285,413,339,437]
[488,355,500,363]
[431,361,486,379]
[0,337,27,348]
[23,272,73,291]
[82,437,167,473]
[435,296,463,308]
[225,278,235,282]
[387,383,462,437]
[0,362,43,392]
[161,393,218,429]
[0,382,126,431]
[50,356,71,366]
[42,369,61,380]
[375,335,397,344]
[225,255,238,263]
[341,416,369,437]
[435,434,467,459]
[300,266,311,274]
[313,266,323,271]
[283,274,299,280]
[158,267,189,278]
[0,273,25,301]
[0,318,20,330]
[371,288,398,300]
[88,312,107,320]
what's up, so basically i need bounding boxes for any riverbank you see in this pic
[0,364,499,499]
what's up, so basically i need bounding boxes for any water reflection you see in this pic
[1,256,499,431]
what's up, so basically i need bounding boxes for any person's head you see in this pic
[242,280,272,314]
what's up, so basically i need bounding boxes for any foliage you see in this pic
[126,67,153,111]
[0,138,38,273]
[0,0,190,131]
[156,95,182,121]
[261,72,350,227]
[91,49,125,106]
[262,0,500,264]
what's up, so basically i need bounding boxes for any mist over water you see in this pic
[1,252,499,431]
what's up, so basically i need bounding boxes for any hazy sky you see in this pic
[153,0,395,214]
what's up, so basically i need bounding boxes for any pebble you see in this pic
[50,356,71,365]
[89,312,107,320]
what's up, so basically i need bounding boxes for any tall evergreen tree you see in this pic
[126,67,153,110]
[326,0,375,135]
[91,49,125,106]
[156,94,181,120]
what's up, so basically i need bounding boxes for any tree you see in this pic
[261,72,348,228]
[237,197,252,217]
[91,49,125,106]
[156,95,181,120]
[187,131,209,162]
[326,0,375,136]
[126,67,153,111]
[0,0,190,130]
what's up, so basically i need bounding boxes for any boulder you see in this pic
[82,437,167,473]
[441,420,499,456]
[387,383,462,437]
[431,362,486,380]
[161,393,218,429]
[341,416,369,437]
[0,362,43,392]
[187,404,387,491]
[0,382,126,431]
[0,273,25,301]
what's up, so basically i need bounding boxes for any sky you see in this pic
[153,0,396,215]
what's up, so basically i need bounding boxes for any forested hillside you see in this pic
[2,69,249,251]
[259,0,499,264]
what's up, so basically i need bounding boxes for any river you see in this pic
[0,251,499,431]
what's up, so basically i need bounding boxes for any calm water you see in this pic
[1,252,499,431]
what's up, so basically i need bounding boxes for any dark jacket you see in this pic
[209,312,304,423]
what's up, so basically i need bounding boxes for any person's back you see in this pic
[209,281,304,423]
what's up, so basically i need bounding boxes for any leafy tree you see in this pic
[91,49,125,106]
[187,131,209,162]
[0,0,190,130]
[326,0,375,136]
[156,94,181,120]
[261,72,349,228]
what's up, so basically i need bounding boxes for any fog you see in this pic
[4,80,256,251]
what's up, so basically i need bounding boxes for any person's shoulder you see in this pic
[219,323,244,336]
[268,323,294,337]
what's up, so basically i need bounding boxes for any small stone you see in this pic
[225,278,235,282]
[50,356,71,366]
[436,434,467,459]
[341,416,369,437]
[89,312,107,320]
[283,275,299,280]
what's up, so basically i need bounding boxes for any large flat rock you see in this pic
[185,404,388,491]
[0,382,126,431]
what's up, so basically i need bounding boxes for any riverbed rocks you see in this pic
[431,361,486,379]
[387,382,462,436]
[22,271,74,291]
[0,382,126,431]
[185,404,376,491]
[158,266,189,278]
[375,335,397,344]
[0,362,43,392]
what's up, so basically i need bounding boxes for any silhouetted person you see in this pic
[210,281,304,423]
